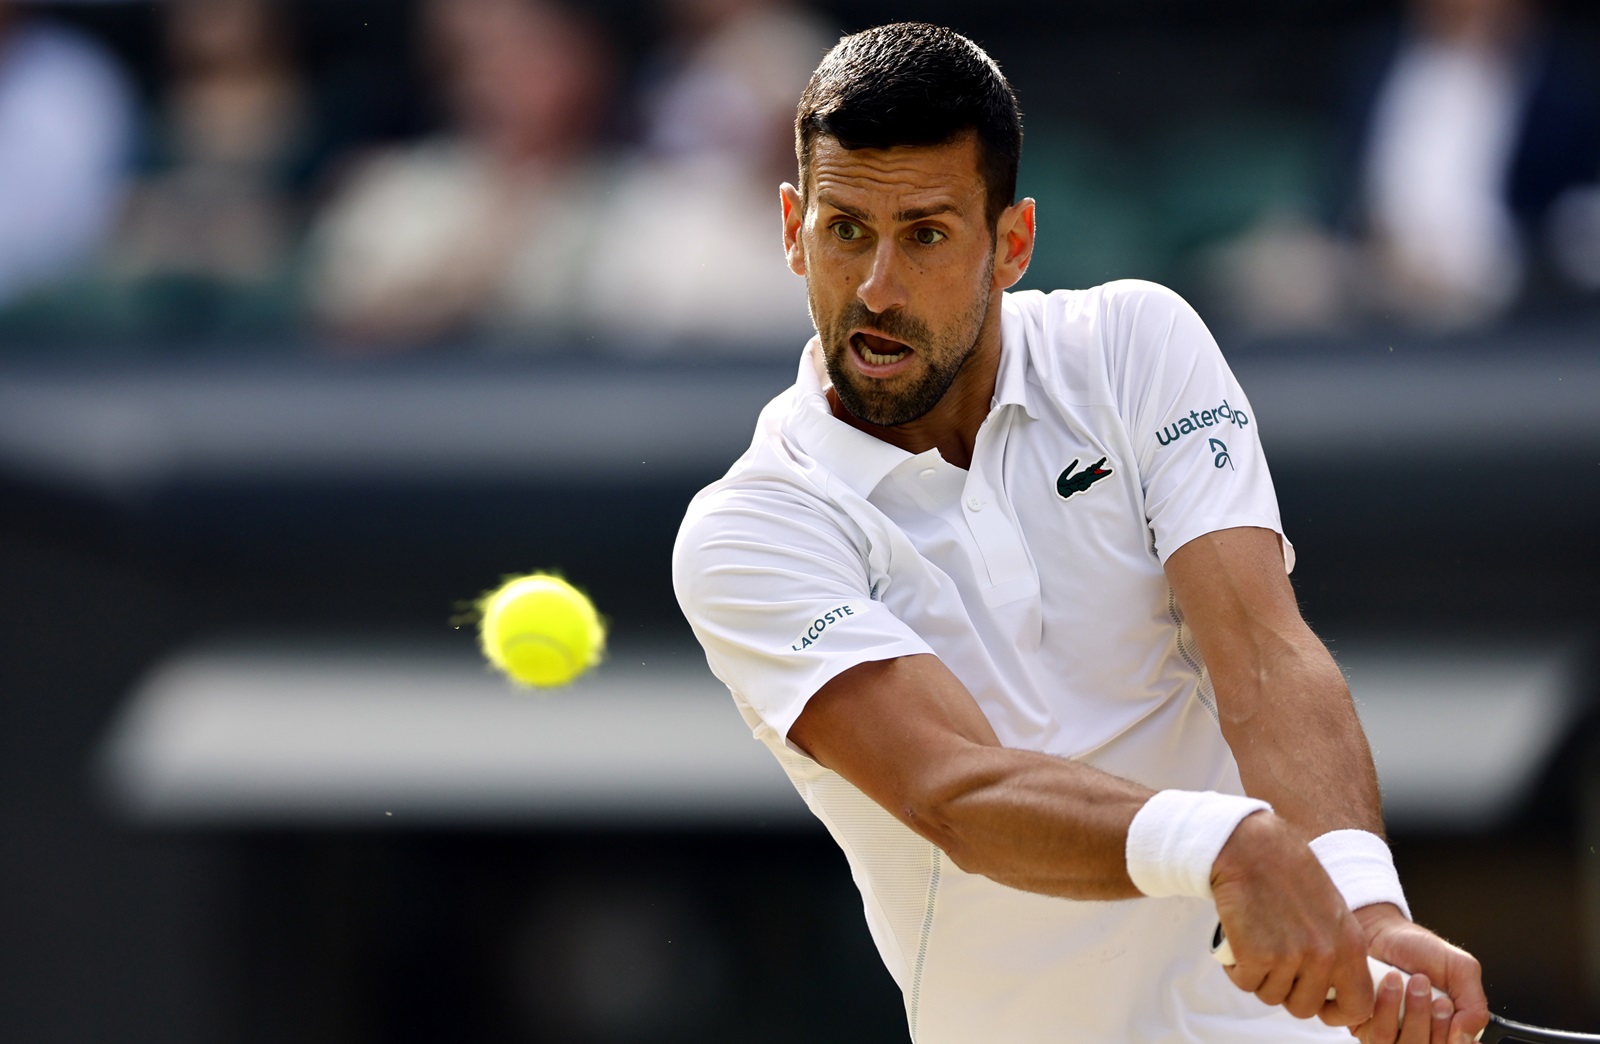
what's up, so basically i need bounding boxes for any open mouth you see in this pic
[850,331,911,366]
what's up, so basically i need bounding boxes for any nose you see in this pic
[856,238,908,315]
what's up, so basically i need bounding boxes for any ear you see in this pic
[992,198,1036,291]
[780,183,807,276]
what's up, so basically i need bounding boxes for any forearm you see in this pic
[923,635,1386,903]
[1216,632,1383,838]
[902,741,1154,899]
[790,654,1156,900]
[1165,528,1385,839]
[792,650,1286,904]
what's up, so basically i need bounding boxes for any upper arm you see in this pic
[791,646,1154,899]
[1111,285,1324,713]
[675,486,1005,846]
[1164,527,1304,653]
[1165,534,1381,837]
[1104,283,1289,568]
[1163,526,1345,724]
[788,653,1002,827]
[672,485,934,742]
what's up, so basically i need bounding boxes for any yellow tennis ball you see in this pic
[477,573,605,688]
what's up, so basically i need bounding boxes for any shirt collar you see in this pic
[784,299,1037,497]
[786,338,912,498]
[996,293,1040,421]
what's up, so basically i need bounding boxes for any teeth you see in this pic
[863,346,907,364]
[854,334,908,365]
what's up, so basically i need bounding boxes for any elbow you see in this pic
[1214,692,1260,732]
[915,820,990,879]
[896,768,999,877]
[900,793,973,869]
[1213,638,1345,727]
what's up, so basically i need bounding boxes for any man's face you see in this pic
[782,134,1002,428]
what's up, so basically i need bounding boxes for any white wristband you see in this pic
[1125,790,1272,901]
[1308,829,1411,921]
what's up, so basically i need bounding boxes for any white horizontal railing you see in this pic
[96,637,1588,831]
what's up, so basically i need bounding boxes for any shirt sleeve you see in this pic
[672,484,934,747]
[1104,281,1293,569]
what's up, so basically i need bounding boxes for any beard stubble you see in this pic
[811,260,994,428]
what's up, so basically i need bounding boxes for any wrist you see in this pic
[1308,828,1410,921]
[1125,789,1272,901]
[1353,902,1408,934]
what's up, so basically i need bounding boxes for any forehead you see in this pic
[808,133,986,218]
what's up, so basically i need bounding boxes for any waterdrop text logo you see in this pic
[1155,400,1249,448]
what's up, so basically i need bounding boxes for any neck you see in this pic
[830,301,1003,470]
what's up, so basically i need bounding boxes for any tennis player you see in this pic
[673,22,1489,1044]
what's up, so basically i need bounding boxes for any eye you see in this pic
[911,227,946,246]
[830,221,864,242]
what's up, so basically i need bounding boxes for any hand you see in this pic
[1349,904,1488,1044]
[1211,811,1375,1026]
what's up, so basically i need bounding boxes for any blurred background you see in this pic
[1,0,1598,1040]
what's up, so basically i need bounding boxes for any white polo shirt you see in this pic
[673,281,1340,1043]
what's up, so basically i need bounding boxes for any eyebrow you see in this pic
[818,195,960,224]
[895,203,959,222]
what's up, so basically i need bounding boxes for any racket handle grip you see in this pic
[1211,935,1452,1021]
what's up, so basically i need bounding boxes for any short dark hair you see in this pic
[795,23,1023,227]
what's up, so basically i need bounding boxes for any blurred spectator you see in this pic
[304,0,614,348]
[638,0,823,173]
[581,0,826,349]
[1356,0,1600,327]
[1207,0,1600,333]
[107,0,309,329]
[0,0,134,308]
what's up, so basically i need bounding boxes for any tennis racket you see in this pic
[1211,925,1600,1042]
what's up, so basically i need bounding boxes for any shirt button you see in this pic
[919,468,936,480]
[966,495,983,511]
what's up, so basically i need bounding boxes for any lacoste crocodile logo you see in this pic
[1056,457,1113,500]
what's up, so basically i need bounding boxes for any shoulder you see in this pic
[1005,280,1200,348]
[675,392,860,570]
[677,447,853,563]
[1003,281,1206,402]
[1005,278,1191,318]
[1091,279,1203,331]
[673,468,872,630]
[677,473,843,551]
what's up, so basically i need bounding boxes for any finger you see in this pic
[1253,962,1300,1009]
[1398,974,1443,1044]
[1224,961,1267,996]
[1439,952,1488,1044]
[1353,969,1404,1044]
[1285,963,1336,1021]
[1429,994,1454,1044]
[1325,948,1377,1026]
